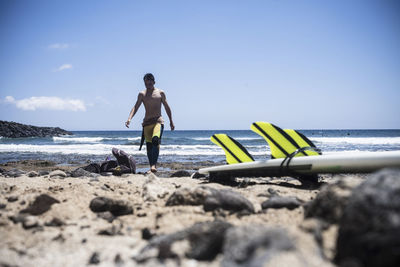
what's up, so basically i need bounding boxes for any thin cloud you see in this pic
[54,64,73,72]
[48,43,70,50]
[4,96,86,111]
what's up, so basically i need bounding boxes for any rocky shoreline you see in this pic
[0,120,72,138]
[0,164,399,266]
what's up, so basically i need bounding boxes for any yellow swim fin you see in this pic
[251,122,321,159]
[211,134,255,164]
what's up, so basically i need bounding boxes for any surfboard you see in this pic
[198,151,400,178]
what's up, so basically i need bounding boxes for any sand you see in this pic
[0,170,364,266]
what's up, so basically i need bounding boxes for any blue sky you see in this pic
[0,0,399,130]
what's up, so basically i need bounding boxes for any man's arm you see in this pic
[125,93,143,128]
[161,91,175,130]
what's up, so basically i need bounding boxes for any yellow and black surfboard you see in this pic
[211,134,255,164]
[251,122,321,159]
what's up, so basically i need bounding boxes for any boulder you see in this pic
[304,178,361,224]
[170,170,191,177]
[261,195,303,210]
[166,186,255,213]
[89,196,133,217]
[49,170,67,178]
[20,194,60,215]
[335,169,400,267]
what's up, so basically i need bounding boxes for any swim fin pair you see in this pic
[211,122,322,165]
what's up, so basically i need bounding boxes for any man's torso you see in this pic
[141,88,164,126]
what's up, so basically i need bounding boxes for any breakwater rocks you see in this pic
[0,120,72,138]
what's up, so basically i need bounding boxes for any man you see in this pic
[125,73,175,173]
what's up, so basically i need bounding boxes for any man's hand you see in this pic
[170,122,175,131]
[125,120,131,128]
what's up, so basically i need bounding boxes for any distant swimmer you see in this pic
[125,73,175,173]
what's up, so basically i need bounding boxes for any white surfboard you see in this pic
[198,151,400,177]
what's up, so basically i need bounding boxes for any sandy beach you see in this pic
[0,159,374,267]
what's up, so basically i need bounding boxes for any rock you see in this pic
[0,167,6,173]
[170,170,191,177]
[38,170,49,176]
[96,211,115,222]
[98,225,122,236]
[142,173,170,201]
[4,168,25,177]
[49,170,67,178]
[22,216,39,229]
[20,194,60,215]
[222,226,295,267]
[191,172,206,179]
[71,167,93,178]
[8,214,39,229]
[44,217,65,227]
[0,120,72,138]
[142,228,155,240]
[261,195,303,210]
[89,196,133,216]
[335,169,400,267]
[304,178,361,224]
[7,196,19,202]
[27,171,39,177]
[185,220,232,260]
[89,252,100,265]
[166,186,255,213]
[136,220,232,262]
[0,203,6,209]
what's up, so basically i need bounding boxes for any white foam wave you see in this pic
[192,137,261,141]
[311,137,400,145]
[53,136,141,143]
[0,143,268,156]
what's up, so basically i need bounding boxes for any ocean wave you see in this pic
[192,137,262,141]
[310,137,400,145]
[0,143,268,156]
[53,136,142,143]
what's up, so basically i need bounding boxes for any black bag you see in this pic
[112,148,136,174]
[83,163,101,173]
[100,160,118,172]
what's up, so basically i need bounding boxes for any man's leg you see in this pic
[150,124,163,172]
[143,124,155,172]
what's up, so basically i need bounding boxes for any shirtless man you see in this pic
[125,73,175,173]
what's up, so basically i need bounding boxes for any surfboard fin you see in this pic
[211,134,255,164]
[251,122,321,159]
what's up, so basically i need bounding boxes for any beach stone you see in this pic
[0,167,6,173]
[191,171,206,179]
[0,203,6,209]
[335,169,400,267]
[71,167,97,178]
[222,226,300,267]
[38,170,49,176]
[166,186,255,213]
[89,252,100,265]
[44,217,65,227]
[142,173,170,201]
[142,228,155,240]
[170,170,191,177]
[7,196,19,202]
[20,194,60,215]
[27,171,39,177]
[304,178,361,224]
[96,211,115,222]
[98,225,122,236]
[49,170,67,178]
[4,168,25,177]
[22,215,39,229]
[89,196,133,216]
[136,220,232,262]
[261,195,303,210]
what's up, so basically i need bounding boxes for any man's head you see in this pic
[143,73,155,89]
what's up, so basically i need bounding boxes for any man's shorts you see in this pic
[143,123,164,143]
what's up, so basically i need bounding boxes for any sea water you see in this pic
[0,129,400,165]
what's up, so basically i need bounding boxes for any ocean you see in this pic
[1,129,400,166]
